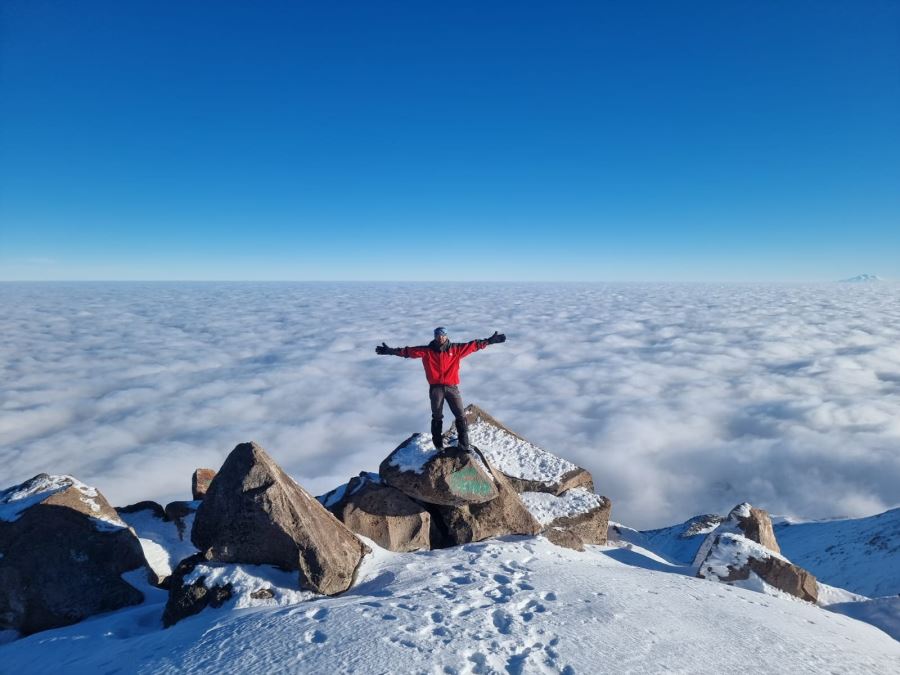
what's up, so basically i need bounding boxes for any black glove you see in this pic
[486,331,506,344]
[375,342,397,355]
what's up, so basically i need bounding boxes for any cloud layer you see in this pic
[2,281,899,529]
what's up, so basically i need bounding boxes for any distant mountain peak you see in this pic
[840,274,883,283]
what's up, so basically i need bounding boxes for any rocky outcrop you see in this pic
[379,434,499,507]
[0,474,147,636]
[448,405,593,495]
[164,500,200,540]
[162,554,233,628]
[693,503,817,603]
[521,488,612,550]
[192,469,217,500]
[116,500,166,520]
[191,442,368,596]
[728,503,780,554]
[321,472,431,552]
[435,454,542,546]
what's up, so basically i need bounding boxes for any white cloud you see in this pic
[2,281,899,529]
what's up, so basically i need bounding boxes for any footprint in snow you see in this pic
[303,629,327,644]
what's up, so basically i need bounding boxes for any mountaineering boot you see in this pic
[431,418,444,450]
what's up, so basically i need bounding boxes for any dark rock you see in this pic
[162,553,233,628]
[250,588,274,600]
[191,442,368,596]
[0,474,147,636]
[116,500,166,520]
[192,468,217,501]
[164,500,200,540]
[434,451,542,546]
[380,434,499,507]
[324,473,431,552]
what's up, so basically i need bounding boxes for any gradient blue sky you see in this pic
[1,1,898,281]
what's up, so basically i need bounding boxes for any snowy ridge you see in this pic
[774,507,900,597]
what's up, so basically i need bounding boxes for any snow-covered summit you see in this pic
[840,273,884,283]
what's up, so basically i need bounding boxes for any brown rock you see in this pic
[325,473,431,552]
[729,503,781,554]
[192,468,217,500]
[379,434,499,507]
[0,474,147,636]
[434,451,542,546]
[191,442,368,596]
[544,494,611,547]
[449,405,594,495]
[694,532,818,603]
[543,526,585,552]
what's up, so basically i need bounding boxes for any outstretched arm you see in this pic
[375,342,429,359]
[458,331,506,358]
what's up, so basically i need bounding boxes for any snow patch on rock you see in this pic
[387,434,440,473]
[183,563,317,609]
[521,489,608,526]
[466,419,578,483]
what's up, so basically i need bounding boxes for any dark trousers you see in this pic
[429,384,469,450]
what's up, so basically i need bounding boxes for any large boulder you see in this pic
[191,442,368,596]
[0,474,147,636]
[320,472,431,552]
[192,468,217,500]
[693,504,817,603]
[433,452,542,547]
[447,405,593,495]
[379,434,499,507]
[521,488,612,551]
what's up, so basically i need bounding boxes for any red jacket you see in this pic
[399,339,488,385]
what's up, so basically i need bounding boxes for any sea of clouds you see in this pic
[2,282,899,529]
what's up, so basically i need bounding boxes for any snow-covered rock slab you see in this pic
[379,434,499,507]
[0,474,148,636]
[449,405,594,495]
[522,488,611,550]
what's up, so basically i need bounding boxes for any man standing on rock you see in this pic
[376,327,506,451]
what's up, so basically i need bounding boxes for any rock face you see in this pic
[322,472,431,552]
[521,489,612,550]
[693,503,817,603]
[162,554,234,628]
[192,468,217,500]
[191,442,368,596]
[0,474,147,636]
[448,405,594,495]
[729,503,780,554]
[379,434,499,507]
[435,454,542,547]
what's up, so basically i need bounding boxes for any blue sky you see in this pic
[1,1,898,281]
